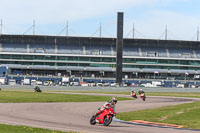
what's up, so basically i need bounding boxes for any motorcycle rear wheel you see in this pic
[143,96,146,101]
[90,115,96,125]
[103,115,113,126]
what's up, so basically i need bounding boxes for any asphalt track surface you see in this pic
[0,92,200,133]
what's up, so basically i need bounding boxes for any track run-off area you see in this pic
[0,89,200,133]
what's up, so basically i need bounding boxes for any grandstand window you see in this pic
[139,66,144,69]
[90,63,109,67]
[34,55,44,60]
[14,61,20,64]
[135,59,146,64]
[73,57,79,61]
[190,67,199,70]
[34,62,44,65]
[189,61,200,65]
[0,61,14,64]
[68,57,79,61]
[23,55,33,60]
[57,63,66,66]
[123,65,133,68]
[66,63,78,66]
[21,62,32,65]
[12,55,22,59]
[79,63,90,67]
[57,56,67,60]
[167,66,180,69]
[102,58,113,62]
[123,58,134,63]
[45,55,55,60]
[0,54,11,59]
[45,62,55,66]
[79,57,89,61]
[145,59,157,64]
[180,60,188,65]
[180,67,188,70]
[158,60,168,64]
[90,57,101,62]
[168,60,178,64]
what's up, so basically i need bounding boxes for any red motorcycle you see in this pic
[90,106,116,126]
[131,91,137,98]
[140,93,146,101]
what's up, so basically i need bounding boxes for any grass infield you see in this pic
[0,123,76,133]
[0,91,132,103]
[117,101,200,129]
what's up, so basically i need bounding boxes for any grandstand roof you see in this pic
[0,34,200,49]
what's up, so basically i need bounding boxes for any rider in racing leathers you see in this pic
[94,97,117,116]
[138,89,145,95]
[131,90,135,95]
[131,90,137,98]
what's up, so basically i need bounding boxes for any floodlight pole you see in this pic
[197,26,199,41]
[100,22,102,38]
[165,25,168,40]
[33,20,35,35]
[66,21,69,36]
[0,19,2,35]
[133,23,135,39]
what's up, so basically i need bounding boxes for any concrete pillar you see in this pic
[116,12,124,85]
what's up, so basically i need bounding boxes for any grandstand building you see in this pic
[0,34,200,80]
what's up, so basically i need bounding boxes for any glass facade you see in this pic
[0,53,200,70]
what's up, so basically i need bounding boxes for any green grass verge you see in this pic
[0,91,132,103]
[146,92,200,98]
[0,123,75,133]
[45,90,130,95]
[117,101,200,129]
[46,90,200,98]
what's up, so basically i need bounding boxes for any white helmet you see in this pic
[111,97,117,104]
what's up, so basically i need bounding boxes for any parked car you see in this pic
[81,82,89,87]
[110,82,117,87]
[191,84,199,88]
[44,80,53,86]
[177,83,188,88]
[36,80,43,85]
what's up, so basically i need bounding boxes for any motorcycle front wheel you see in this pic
[103,115,113,126]
[90,115,96,125]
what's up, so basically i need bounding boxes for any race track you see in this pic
[0,93,199,133]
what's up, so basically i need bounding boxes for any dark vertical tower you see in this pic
[116,12,124,85]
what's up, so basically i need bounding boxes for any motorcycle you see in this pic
[131,92,137,98]
[34,86,42,92]
[90,106,116,126]
[140,93,146,101]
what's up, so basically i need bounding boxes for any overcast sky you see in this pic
[0,0,200,40]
